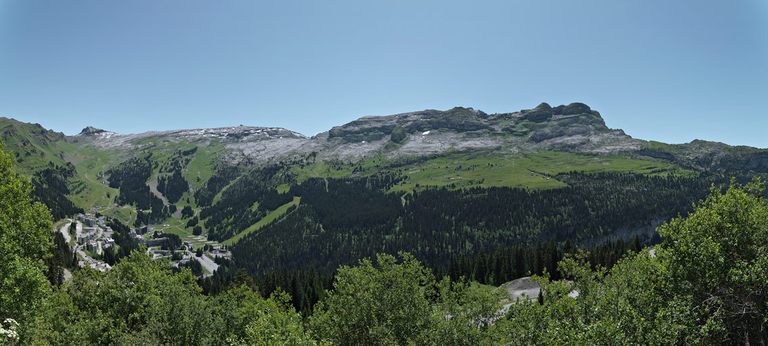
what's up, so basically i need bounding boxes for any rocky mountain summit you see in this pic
[64,102,641,164]
[79,126,109,136]
[76,124,306,150]
[313,102,641,161]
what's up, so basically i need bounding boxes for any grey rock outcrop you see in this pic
[79,126,108,136]
[73,102,643,164]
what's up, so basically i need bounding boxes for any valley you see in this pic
[2,102,767,306]
[4,103,768,344]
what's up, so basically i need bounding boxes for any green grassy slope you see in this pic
[0,117,70,172]
[223,196,301,246]
[55,140,123,210]
[390,151,688,191]
[289,150,689,192]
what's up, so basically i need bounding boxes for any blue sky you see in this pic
[1,0,766,146]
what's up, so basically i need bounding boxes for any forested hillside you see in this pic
[2,106,768,330]
[2,140,766,344]
[231,172,712,275]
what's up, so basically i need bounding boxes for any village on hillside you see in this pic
[58,213,231,277]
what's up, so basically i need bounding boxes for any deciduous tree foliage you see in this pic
[0,146,53,329]
[495,180,768,345]
[30,253,315,345]
[310,253,435,345]
[658,180,768,344]
[310,252,504,345]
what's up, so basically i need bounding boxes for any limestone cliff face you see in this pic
[66,102,642,164]
[316,102,640,161]
[327,107,489,143]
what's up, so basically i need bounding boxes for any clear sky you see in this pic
[1,1,767,146]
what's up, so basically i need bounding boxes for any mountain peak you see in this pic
[552,102,594,116]
[517,102,603,124]
[446,106,488,118]
[79,126,108,136]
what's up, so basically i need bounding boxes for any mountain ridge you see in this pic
[3,102,768,235]
[3,102,768,288]
[5,102,768,175]
[38,102,638,164]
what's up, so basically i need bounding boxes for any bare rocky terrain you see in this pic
[73,102,646,165]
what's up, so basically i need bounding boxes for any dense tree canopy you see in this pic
[494,180,768,345]
[310,252,503,345]
[107,154,169,225]
[0,146,54,330]
[31,162,82,219]
[232,172,710,275]
[310,253,435,345]
[29,253,314,345]
[658,180,768,343]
